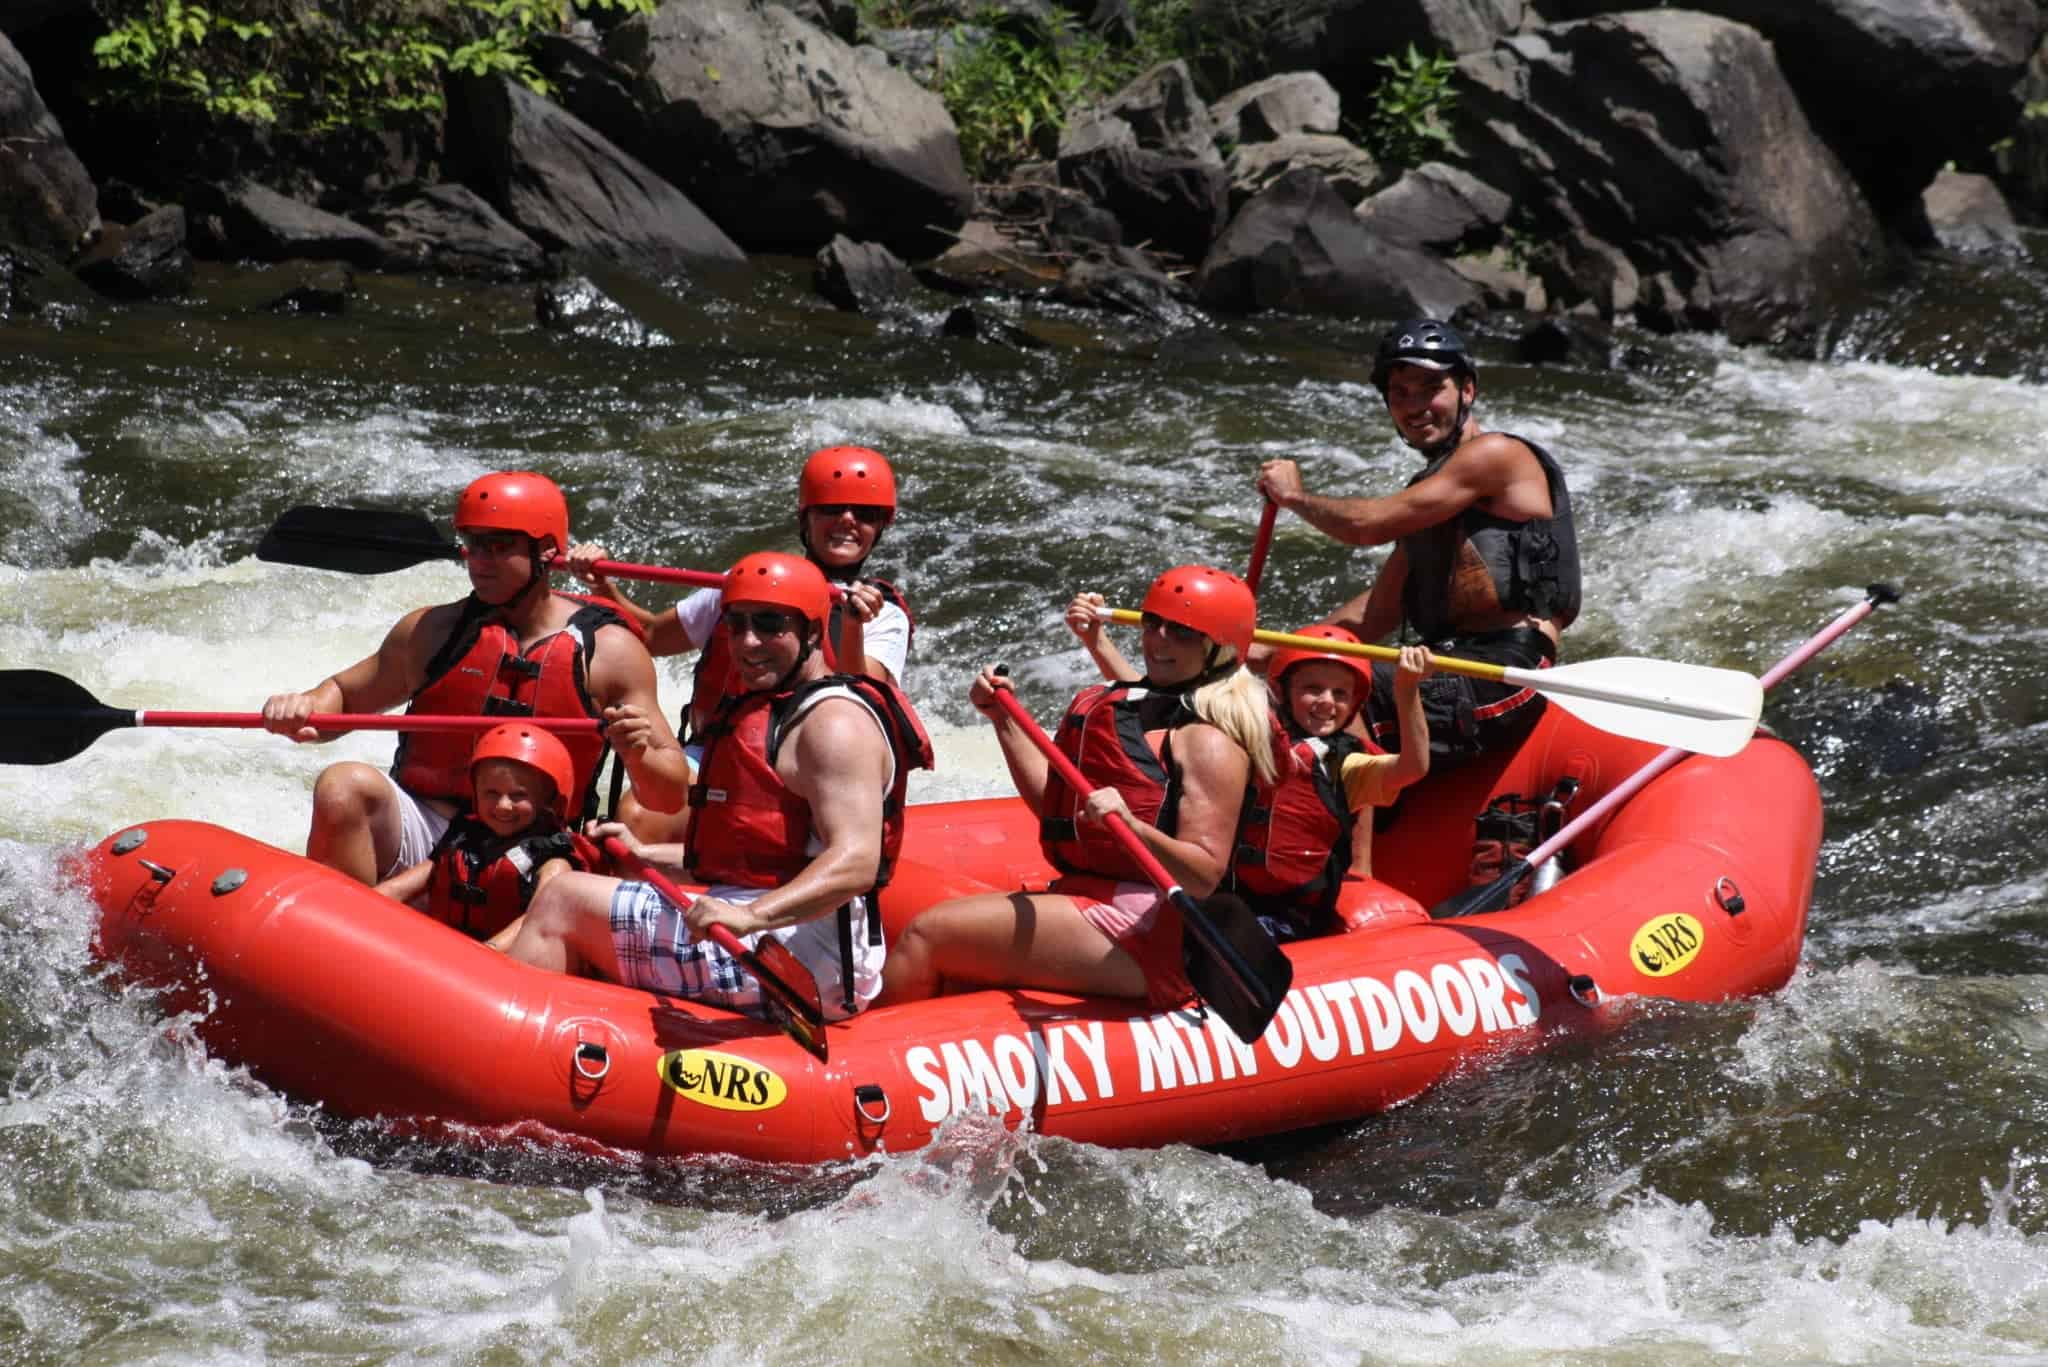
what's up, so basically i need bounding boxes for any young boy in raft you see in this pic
[1064,593,1434,936]
[373,722,599,948]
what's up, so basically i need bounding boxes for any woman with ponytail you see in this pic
[880,566,1272,1008]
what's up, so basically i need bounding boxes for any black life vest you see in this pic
[1401,434,1580,641]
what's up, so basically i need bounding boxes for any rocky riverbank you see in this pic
[4,0,2045,366]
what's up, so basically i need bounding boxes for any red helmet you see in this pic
[798,445,897,512]
[725,550,833,630]
[469,722,575,820]
[1140,564,1256,658]
[1268,624,1374,695]
[455,472,570,557]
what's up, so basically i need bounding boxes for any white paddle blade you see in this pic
[1501,656,1764,757]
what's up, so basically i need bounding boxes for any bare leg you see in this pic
[878,892,1147,1005]
[304,761,405,884]
[504,872,629,980]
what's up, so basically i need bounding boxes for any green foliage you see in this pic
[1362,43,1459,171]
[939,12,1122,177]
[89,0,653,133]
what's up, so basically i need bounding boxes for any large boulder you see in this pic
[184,180,403,268]
[600,0,971,259]
[1194,167,1480,318]
[1209,73,1342,146]
[0,31,97,257]
[1536,0,2042,220]
[354,183,549,281]
[1194,0,1527,112]
[1224,134,1386,210]
[451,76,744,279]
[1454,13,1884,341]
[1057,116,1228,266]
[72,205,193,299]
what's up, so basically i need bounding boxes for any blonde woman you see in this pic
[881,566,1275,1008]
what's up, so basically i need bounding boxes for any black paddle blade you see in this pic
[257,505,460,575]
[748,938,829,1062]
[1429,860,1534,920]
[1176,889,1292,1043]
[0,669,135,765]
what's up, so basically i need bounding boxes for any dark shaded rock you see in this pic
[451,75,745,281]
[1196,0,1527,113]
[1354,162,1510,253]
[353,182,548,281]
[1456,14,1884,341]
[1,1,90,39]
[920,219,1062,294]
[1054,249,1205,327]
[535,273,669,346]
[1209,73,1342,146]
[0,30,97,257]
[771,0,860,43]
[985,180,1125,251]
[1057,118,1228,265]
[1516,314,1614,368]
[598,0,972,259]
[1194,167,1481,318]
[265,264,353,315]
[0,241,97,320]
[72,205,193,299]
[1913,169,2024,257]
[815,234,921,313]
[941,304,1051,349]
[1082,61,1220,162]
[1224,133,1385,210]
[185,180,402,268]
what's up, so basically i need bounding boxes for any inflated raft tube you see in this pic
[82,706,1821,1164]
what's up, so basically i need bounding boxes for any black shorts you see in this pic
[1362,627,1556,769]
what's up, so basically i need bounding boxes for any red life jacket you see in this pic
[1232,718,1365,936]
[423,816,603,941]
[687,576,914,739]
[685,672,934,1012]
[391,592,643,821]
[1038,683,1201,881]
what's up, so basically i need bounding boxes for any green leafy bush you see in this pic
[89,0,653,133]
[1362,43,1459,170]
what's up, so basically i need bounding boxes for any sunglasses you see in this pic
[809,503,889,526]
[458,530,529,557]
[722,608,804,639]
[1140,612,1207,646]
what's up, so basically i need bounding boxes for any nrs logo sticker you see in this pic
[1631,913,1705,977]
[658,1049,786,1111]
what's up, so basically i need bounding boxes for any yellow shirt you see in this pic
[1337,750,1402,876]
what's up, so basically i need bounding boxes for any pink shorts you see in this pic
[1054,876,1195,1009]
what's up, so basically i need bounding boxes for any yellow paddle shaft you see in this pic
[1104,608,1507,683]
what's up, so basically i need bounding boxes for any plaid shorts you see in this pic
[609,880,763,1015]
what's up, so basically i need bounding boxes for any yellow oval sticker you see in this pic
[658,1049,787,1111]
[1630,913,1705,977]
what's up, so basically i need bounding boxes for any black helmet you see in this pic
[1371,319,1476,392]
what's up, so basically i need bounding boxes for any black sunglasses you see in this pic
[1140,612,1207,646]
[809,503,889,526]
[722,608,803,639]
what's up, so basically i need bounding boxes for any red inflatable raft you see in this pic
[80,703,1821,1164]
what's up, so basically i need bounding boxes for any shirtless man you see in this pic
[261,471,689,883]
[1258,319,1581,763]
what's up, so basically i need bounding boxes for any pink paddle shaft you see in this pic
[1519,591,1888,870]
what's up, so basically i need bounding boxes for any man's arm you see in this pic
[586,626,690,813]
[260,603,443,740]
[1258,444,1531,547]
[715,699,890,933]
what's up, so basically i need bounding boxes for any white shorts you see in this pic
[375,771,453,879]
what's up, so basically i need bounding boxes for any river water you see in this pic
[5,252,2048,1362]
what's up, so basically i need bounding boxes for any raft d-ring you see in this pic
[1714,876,1746,916]
[573,1041,611,1081]
[137,859,176,884]
[853,1083,890,1125]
